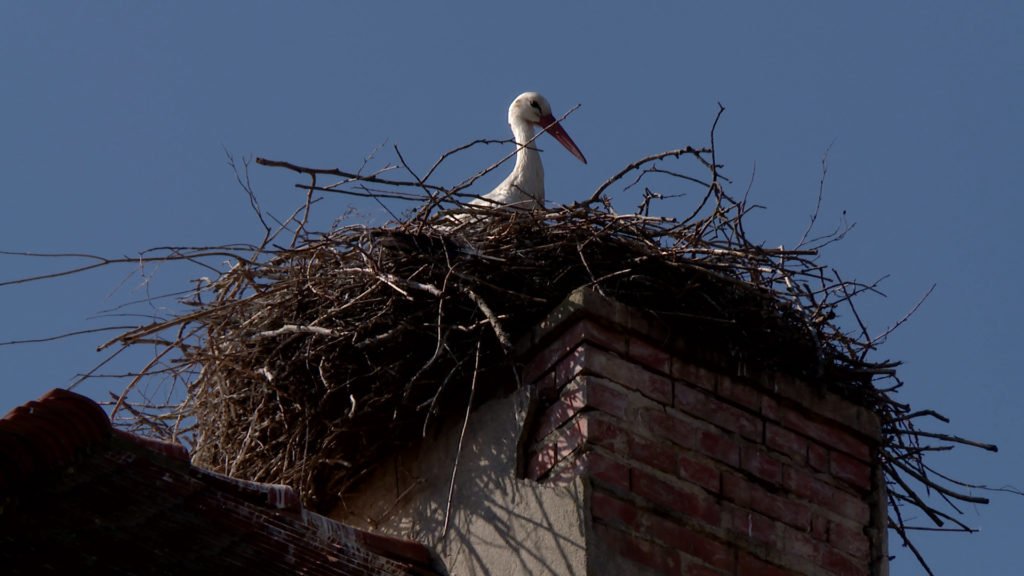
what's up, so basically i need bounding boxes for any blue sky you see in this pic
[2,3,1021,574]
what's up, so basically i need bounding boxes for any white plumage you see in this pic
[470,92,586,211]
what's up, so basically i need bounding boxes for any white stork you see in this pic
[469,92,587,211]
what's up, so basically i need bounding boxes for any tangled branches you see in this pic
[9,106,1005,576]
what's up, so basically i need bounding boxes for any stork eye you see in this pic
[530,100,541,111]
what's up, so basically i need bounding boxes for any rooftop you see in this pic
[0,388,443,576]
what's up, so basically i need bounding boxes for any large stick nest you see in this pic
[182,201,878,508]
[90,107,1002,576]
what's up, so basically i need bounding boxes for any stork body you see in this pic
[470,92,587,211]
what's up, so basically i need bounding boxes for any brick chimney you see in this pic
[333,288,887,575]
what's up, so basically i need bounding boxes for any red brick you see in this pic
[643,406,699,449]
[740,444,783,486]
[531,368,559,401]
[522,321,585,385]
[579,413,627,454]
[682,563,730,576]
[671,360,719,392]
[627,336,671,376]
[782,466,834,506]
[737,552,800,576]
[717,488,870,571]
[779,406,870,462]
[580,347,673,404]
[808,442,829,472]
[527,317,630,384]
[577,317,629,356]
[525,318,632,387]
[724,504,777,547]
[765,423,808,463]
[779,525,820,561]
[722,472,811,531]
[828,519,870,558]
[675,383,762,441]
[551,346,586,393]
[820,547,867,576]
[678,452,721,494]
[583,449,631,491]
[628,433,678,476]
[697,427,740,468]
[810,514,829,542]
[526,416,586,480]
[533,375,649,441]
[830,451,872,491]
[642,407,740,477]
[717,375,760,412]
[591,488,639,526]
[593,522,683,574]
[782,466,870,526]
[766,372,879,440]
[830,491,871,526]
[585,376,634,420]
[644,515,734,572]
[532,380,586,441]
[632,468,721,527]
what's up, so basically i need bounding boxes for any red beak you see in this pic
[537,114,587,164]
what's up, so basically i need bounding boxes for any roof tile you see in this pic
[0,388,442,576]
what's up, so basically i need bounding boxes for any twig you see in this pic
[894,429,998,452]
[0,325,137,346]
[872,283,936,347]
[884,461,946,527]
[886,409,951,424]
[798,140,834,248]
[422,138,511,183]
[293,183,427,202]
[256,324,339,338]
[293,172,316,247]
[393,143,436,203]
[255,157,449,193]
[709,102,726,184]
[110,328,187,419]
[464,287,512,350]
[442,340,481,538]
[889,518,936,576]
[586,146,709,204]
[833,269,874,361]
[225,150,271,237]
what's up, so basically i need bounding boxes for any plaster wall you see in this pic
[332,388,586,576]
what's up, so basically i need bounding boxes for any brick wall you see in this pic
[519,290,886,576]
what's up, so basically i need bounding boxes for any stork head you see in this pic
[508,92,587,164]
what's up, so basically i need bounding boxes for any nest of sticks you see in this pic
[182,201,878,505]
[93,107,1001,575]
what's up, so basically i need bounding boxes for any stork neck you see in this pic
[510,119,541,172]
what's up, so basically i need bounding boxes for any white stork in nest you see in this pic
[468,91,587,211]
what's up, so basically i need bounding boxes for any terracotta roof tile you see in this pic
[0,389,443,576]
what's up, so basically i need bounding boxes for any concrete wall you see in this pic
[331,387,587,575]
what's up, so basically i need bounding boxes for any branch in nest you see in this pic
[463,287,512,350]
[585,146,712,204]
[257,324,338,338]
